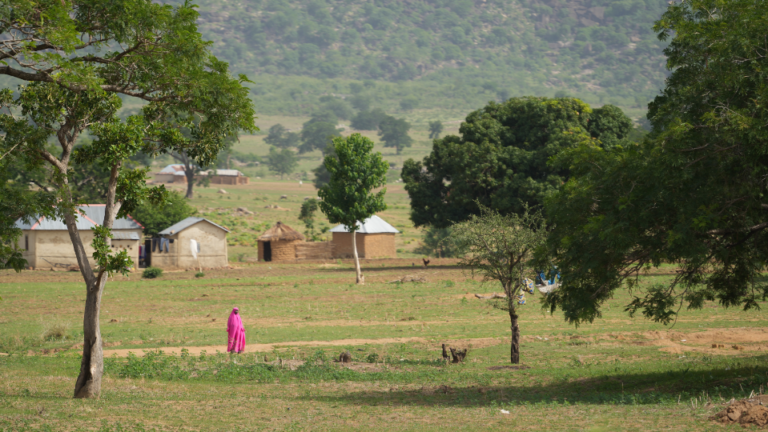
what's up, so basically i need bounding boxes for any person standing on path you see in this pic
[226,307,246,355]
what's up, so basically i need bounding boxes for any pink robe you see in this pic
[227,308,246,353]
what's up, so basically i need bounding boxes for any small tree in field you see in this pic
[267,147,298,179]
[319,134,388,284]
[454,206,547,364]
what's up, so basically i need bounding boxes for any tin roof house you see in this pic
[14,205,143,270]
[330,215,399,259]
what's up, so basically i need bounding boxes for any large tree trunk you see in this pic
[74,273,107,398]
[184,166,195,199]
[352,230,364,284]
[509,306,520,364]
[70,164,122,398]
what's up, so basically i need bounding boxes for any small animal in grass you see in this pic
[423,258,430,268]
[338,351,352,363]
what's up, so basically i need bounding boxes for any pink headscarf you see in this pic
[226,307,246,353]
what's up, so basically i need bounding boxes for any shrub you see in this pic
[142,267,163,279]
[195,272,205,278]
[41,321,70,341]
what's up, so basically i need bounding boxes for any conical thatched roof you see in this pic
[257,221,305,242]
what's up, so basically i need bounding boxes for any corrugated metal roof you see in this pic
[329,215,399,234]
[14,205,143,231]
[158,217,230,235]
[212,169,244,177]
[112,232,141,240]
[159,164,186,174]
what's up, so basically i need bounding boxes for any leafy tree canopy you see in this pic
[264,124,301,149]
[267,147,298,179]
[428,120,443,139]
[543,0,768,326]
[131,192,196,237]
[378,115,413,155]
[351,108,387,131]
[403,97,633,228]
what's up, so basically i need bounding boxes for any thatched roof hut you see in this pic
[257,222,305,262]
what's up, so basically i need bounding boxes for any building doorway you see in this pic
[263,241,272,262]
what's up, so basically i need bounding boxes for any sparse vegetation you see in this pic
[142,267,163,279]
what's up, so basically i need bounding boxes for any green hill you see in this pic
[176,0,670,120]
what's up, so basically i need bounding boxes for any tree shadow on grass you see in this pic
[298,356,768,407]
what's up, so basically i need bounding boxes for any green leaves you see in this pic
[403,97,632,228]
[544,0,768,325]
[454,205,547,305]
[91,226,132,278]
[266,147,298,179]
[318,134,388,229]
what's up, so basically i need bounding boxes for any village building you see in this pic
[330,215,399,259]
[14,205,143,271]
[257,222,305,262]
[203,169,249,185]
[149,217,230,269]
[153,164,248,185]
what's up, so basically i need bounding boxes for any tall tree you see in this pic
[318,134,388,284]
[0,0,256,398]
[378,115,412,155]
[264,124,300,149]
[266,147,298,179]
[350,108,386,131]
[402,98,633,228]
[543,0,768,325]
[172,133,238,199]
[428,120,443,139]
[455,206,546,364]
[299,111,341,154]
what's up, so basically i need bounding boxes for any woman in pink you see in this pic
[226,307,246,354]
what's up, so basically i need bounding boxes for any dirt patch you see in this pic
[647,328,768,355]
[710,395,768,427]
[103,336,429,357]
[339,362,385,373]
[487,365,531,371]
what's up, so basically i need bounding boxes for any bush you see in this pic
[41,321,70,341]
[195,272,205,278]
[142,267,163,279]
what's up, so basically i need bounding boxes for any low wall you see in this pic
[295,242,335,260]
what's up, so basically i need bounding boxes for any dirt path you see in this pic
[97,327,768,358]
[103,336,430,357]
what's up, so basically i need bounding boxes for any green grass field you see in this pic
[3,123,767,431]
[1,262,767,431]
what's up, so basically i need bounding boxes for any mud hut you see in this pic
[330,215,399,259]
[257,222,305,262]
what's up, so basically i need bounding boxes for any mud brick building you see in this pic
[257,222,305,262]
[330,215,399,259]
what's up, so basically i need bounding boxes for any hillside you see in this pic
[173,0,671,120]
